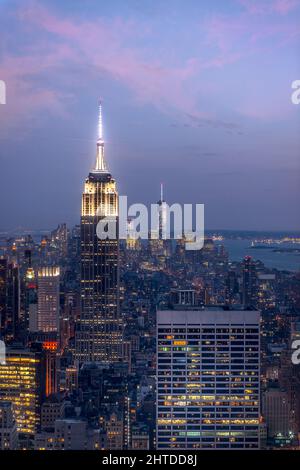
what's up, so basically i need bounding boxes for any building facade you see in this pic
[37,267,60,333]
[0,259,20,342]
[156,308,260,449]
[75,103,123,363]
[0,401,18,450]
[242,256,257,308]
[0,347,46,435]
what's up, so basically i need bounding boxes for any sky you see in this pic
[0,0,299,231]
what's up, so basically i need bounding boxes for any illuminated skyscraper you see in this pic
[157,307,260,449]
[158,183,167,240]
[37,267,60,333]
[24,253,38,333]
[0,347,46,435]
[75,102,123,363]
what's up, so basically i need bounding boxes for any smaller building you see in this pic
[0,401,18,450]
[41,395,65,431]
[131,423,149,450]
[35,419,102,450]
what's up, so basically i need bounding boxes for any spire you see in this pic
[160,182,164,202]
[94,100,107,172]
[98,100,103,141]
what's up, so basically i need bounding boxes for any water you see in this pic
[220,239,300,272]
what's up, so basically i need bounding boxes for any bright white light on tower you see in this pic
[98,100,103,141]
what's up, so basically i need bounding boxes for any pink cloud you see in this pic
[0,3,207,134]
[239,0,300,15]
[0,0,299,135]
[17,4,202,115]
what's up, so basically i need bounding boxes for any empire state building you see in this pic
[75,103,123,363]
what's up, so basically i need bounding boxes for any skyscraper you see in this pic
[242,256,257,308]
[157,306,260,449]
[26,264,38,333]
[0,259,20,342]
[37,267,60,333]
[158,183,167,240]
[75,103,123,363]
[0,346,46,435]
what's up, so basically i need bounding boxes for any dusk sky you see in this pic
[0,0,299,231]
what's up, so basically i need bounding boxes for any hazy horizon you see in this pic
[0,0,299,231]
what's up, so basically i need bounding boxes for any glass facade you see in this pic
[157,309,260,449]
[0,349,45,435]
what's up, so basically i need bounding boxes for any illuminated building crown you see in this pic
[94,100,108,173]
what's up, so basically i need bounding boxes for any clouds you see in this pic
[239,0,300,15]
[0,0,298,136]
[2,3,202,131]
[0,0,299,230]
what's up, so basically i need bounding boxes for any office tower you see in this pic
[126,217,141,251]
[51,223,68,261]
[0,259,6,336]
[0,347,46,434]
[0,259,20,342]
[256,274,276,310]
[37,267,60,332]
[150,184,168,258]
[225,270,239,305]
[157,307,260,449]
[6,263,20,341]
[262,387,292,444]
[65,365,78,393]
[158,183,167,239]
[278,324,300,439]
[75,102,123,363]
[25,258,38,332]
[62,291,80,346]
[42,340,59,397]
[41,396,65,432]
[0,401,18,449]
[242,256,257,308]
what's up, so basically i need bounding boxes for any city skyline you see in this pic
[0,107,299,451]
[0,0,300,456]
[0,0,299,231]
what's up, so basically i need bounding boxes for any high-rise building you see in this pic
[262,387,292,443]
[0,259,20,342]
[25,258,38,333]
[42,340,59,397]
[149,184,168,259]
[37,267,60,333]
[0,259,6,336]
[158,183,167,240]
[6,264,20,341]
[156,307,260,449]
[51,223,68,261]
[0,347,46,435]
[75,103,123,363]
[242,256,257,308]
